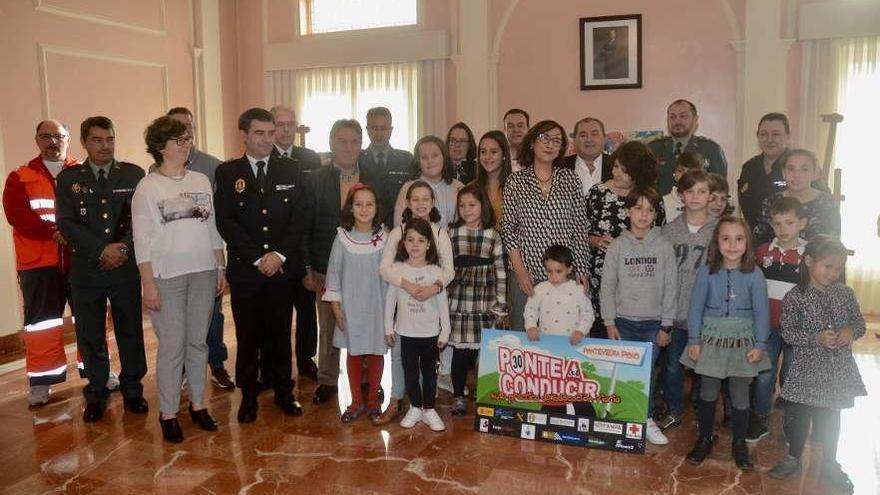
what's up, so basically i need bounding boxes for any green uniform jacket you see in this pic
[56,161,144,286]
[648,135,728,195]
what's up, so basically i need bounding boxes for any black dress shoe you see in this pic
[312,384,337,404]
[123,396,149,414]
[274,394,304,416]
[238,397,258,423]
[189,405,218,431]
[83,401,105,423]
[159,416,184,443]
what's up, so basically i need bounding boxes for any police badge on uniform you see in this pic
[72,183,81,193]
[234,178,246,193]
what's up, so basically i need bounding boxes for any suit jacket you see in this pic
[214,154,313,284]
[561,153,613,190]
[359,147,413,227]
[56,161,144,286]
[271,145,322,176]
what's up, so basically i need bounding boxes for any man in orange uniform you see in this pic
[3,120,78,406]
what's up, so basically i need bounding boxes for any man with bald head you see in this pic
[270,105,322,174]
[269,104,320,381]
[2,120,78,406]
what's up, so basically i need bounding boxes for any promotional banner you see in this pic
[474,329,652,454]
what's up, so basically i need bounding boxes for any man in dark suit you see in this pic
[270,105,322,173]
[214,108,312,422]
[561,117,613,195]
[56,116,149,423]
[269,104,320,382]
[358,106,412,227]
[648,99,728,195]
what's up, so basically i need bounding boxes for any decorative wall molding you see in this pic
[33,0,167,36]
[37,44,170,119]
[488,0,519,124]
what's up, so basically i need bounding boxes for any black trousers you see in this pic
[784,402,841,463]
[451,347,478,397]
[401,335,438,409]
[19,267,67,325]
[292,279,317,368]
[70,280,146,403]
[230,277,295,398]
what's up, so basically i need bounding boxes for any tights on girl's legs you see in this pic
[346,354,366,409]
[401,336,438,409]
[783,403,842,465]
[451,348,478,397]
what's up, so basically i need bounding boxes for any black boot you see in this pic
[686,400,717,465]
[732,440,754,470]
[687,435,717,465]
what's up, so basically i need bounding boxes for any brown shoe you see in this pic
[371,398,402,426]
[211,367,236,391]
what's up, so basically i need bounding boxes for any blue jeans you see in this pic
[752,329,787,416]
[615,318,661,416]
[206,295,227,369]
[662,327,689,416]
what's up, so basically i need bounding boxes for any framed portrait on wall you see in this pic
[579,14,642,90]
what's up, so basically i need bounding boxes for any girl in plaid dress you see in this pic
[447,184,507,416]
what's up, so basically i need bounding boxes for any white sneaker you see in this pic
[29,385,51,407]
[646,418,669,445]
[400,406,423,428]
[437,374,453,394]
[106,371,120,391]
[421,408,446,431]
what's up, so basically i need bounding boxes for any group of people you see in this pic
[3,97,865,494]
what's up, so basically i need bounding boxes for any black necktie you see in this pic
[97,168,107,190]
[377,151,386,168]
[256,160,266,193]
[674,141,683,158]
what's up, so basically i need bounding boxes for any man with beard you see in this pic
[3,120,78,406]
[649,99,727,195]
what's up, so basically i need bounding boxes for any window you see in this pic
[300,0,417,35]
[294,63,420,152]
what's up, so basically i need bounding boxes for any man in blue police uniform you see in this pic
[214,108,312,423]
[358,107,412,227]
[648,99,728,195]
[56,116,148,423]
[269,104,320,382]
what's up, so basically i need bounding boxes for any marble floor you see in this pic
[0,310,878,495]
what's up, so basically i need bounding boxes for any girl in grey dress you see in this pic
[768,236,865,494]
[322,184,388,423]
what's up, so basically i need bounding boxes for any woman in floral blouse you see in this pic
[501,120,590,331]
[586,141,665,337]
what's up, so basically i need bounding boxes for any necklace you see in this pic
[156,166,186,181]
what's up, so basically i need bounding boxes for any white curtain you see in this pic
[265,61,445,153]
[800,36,880,313]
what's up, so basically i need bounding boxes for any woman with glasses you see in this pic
[446,122,477,184]
[500,120,590,331]
[132,116,226,443]
[585,141,665,338]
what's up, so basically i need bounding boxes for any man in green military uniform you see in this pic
[56,116,149,423]
[648,99,728,195]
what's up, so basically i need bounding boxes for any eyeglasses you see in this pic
[172,135,193,146]
[448,138,469,146]
[537,133,563,147]
[37,133,69,141]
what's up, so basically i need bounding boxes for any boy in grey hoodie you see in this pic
[657,170,719,430]
[601,186,677,445]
